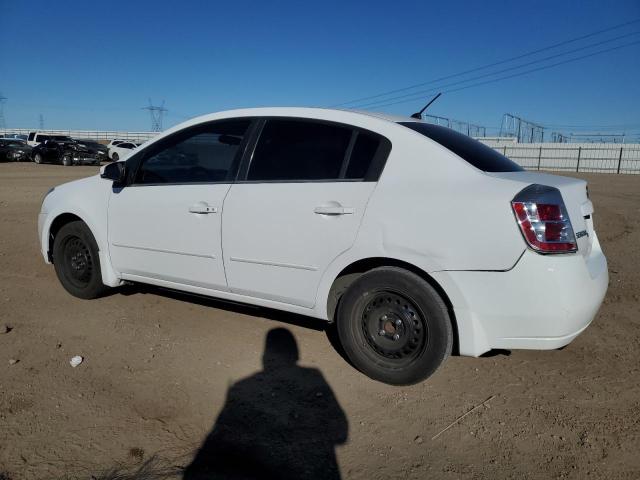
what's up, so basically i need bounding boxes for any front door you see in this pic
[108,119,251,290]
[222,118,389,308]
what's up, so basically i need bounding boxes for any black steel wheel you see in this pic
[112,152,119,161]
[52,221,109,299]
[361,291,427,365]
[337,267,453,385]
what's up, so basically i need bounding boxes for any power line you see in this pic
[330,18,640,108]
[349,31,640,109]
[357,39,640,110]
[351,31,640,109]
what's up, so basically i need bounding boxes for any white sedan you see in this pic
[37,107,608,385]
[108,141,138,161]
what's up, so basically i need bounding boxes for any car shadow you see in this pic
[182,327,348,480]
[108,283,350,364]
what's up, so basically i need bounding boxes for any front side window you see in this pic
[247,120,353,181]
[133,120,250,185]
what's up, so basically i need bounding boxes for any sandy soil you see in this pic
[0,163,639,479]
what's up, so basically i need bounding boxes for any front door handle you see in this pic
[314,205,355,215]
[189,202,218,214]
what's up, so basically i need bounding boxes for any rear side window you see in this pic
[248,120,352,181]
[36,135,50,143]
[345,132,381,179]
[134,120,250,184]
[28,132,35,141]
[399,122,523,172]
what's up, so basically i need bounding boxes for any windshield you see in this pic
[399,122,523,172]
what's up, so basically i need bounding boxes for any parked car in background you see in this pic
[37,107,608,385]
[32,137,100,166]
[27,131,54,147]
[2,133,28,141]
[108,141,138,161]
[74,139,109,162]
[106,139,128,153]
[0,138,33,161]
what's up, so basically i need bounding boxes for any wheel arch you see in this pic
[44,210,121,287]
[325,256,459,354]
[47,212,85,261]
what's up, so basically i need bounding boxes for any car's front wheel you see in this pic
[337,267,453,385]
[34,153,42,164]
[52,221,109,299]
[62,155,72,166]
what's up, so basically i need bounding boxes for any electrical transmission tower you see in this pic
[39,114,44,130]
[0,93,7,130]
[142,99,167,132]
[499,114,545,143]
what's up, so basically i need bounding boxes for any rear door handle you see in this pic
[314,206,355,215]
[189,202,218,214]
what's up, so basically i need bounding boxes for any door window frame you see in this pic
[235,117,392,184]
[123,118,259,187]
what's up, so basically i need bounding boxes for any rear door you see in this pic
[222,118,391,308]
[108,119,252,290]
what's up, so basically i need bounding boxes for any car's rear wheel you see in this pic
[34,153,42,164]
[112,152,119,161]
[52,221,109,299]
[62,155,72,166]
[337,267,453,385]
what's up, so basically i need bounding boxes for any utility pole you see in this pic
[39,114,44,130]
[0,93,7,130]
[142,98,167,132]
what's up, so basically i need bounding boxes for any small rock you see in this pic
[8,358,19,365]
[1,324,12,334]
[414,435,424,444]
[70,356,84,368]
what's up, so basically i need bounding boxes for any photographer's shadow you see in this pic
[183,328,348,480]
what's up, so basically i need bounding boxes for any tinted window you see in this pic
[399,122,523,172]
[35,135,50,143]
[247,120,352,181]
[28,132,35,141]
[345,132,380,179]
[134,120,250,184]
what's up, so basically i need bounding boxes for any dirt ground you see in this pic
[0,163,639,480]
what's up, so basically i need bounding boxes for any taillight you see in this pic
[511,184,577,254]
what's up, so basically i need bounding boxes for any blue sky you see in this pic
[1,0,639,136]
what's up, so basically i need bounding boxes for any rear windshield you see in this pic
[399,122,523,172]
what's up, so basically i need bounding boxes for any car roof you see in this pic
[167,107,423,134]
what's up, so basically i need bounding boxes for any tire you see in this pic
[336,267,453,385]
[52,221,109,299]
[62,155,72,166]
[112,152,119,161]
[34,153,42,164]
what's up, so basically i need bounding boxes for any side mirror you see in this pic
[100,161,126,185]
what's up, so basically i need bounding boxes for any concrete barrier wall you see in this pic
[477,140,639,175]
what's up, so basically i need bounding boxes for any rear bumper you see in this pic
[432,233,608,356]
